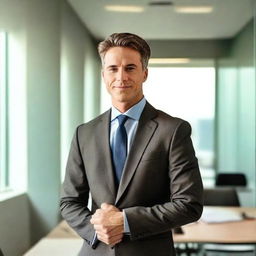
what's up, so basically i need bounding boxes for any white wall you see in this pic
[26,0,62,244]
[60,1,101,181]
[0,1,29,255]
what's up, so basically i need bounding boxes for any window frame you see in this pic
[0,31,9,191]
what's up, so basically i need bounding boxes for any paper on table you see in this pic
[200,208,243,223]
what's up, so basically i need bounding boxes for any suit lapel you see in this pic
[95,110,117,201]
[115,103,158,205]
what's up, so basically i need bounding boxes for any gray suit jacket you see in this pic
[60,102,203,256]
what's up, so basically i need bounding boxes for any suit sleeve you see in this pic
[124,121,204,240]
[60,126,95,246]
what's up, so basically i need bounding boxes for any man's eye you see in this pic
[109,68,117,72]
[126,67,135,72]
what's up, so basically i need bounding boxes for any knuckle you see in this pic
[105,238,111,244]
[105,233,110,239]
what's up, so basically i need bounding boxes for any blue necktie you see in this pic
[112,115,128,184]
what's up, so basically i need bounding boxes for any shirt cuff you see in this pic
[90,232,99,249]
[123,210,131,234]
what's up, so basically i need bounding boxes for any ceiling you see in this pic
[67,0,254,40]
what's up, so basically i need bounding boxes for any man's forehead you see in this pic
[103,47,143,68]
[103,56,140,66]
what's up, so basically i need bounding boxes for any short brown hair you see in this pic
[98,33,151,69]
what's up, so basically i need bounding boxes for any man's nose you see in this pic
[116,69,128,81]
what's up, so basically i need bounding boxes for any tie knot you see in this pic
[117,115,128,126]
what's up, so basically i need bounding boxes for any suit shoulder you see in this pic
[73,110,110,139]
[156,109,189,126]
[153,110,192,137]
[77,110,110,130]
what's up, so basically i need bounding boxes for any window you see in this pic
[0,32,9,191]
[144,64,215,186]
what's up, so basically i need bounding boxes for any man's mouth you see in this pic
[114,85,131,89]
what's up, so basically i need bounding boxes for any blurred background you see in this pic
[0,0,255,255]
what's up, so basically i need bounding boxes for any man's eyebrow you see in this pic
[126,64,137,67]
[106,65,117,69]
[106,64,137,68]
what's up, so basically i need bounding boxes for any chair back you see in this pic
[204,188,240,206]
[215,173,247,186]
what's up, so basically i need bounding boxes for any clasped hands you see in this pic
[90,203,124,246]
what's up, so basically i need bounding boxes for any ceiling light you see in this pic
[174,6,213,14]
[105,5,144,13]
[149,58,191,64]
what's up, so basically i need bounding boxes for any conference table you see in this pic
[173,206,256,244]
[24,206,256,256]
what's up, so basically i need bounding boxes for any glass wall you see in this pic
[144,65,215,187]
[216,17,256,206]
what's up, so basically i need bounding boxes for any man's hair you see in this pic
[98,32,151,69]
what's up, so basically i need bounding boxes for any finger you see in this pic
[110,239,122,247]
[97,232,123,245]
[94,209,103,217]
[106,225,123,236]
[94,223,123,231]
[97,234,107,244]
[90,211,102,221]
[93,224,102,231]
[100,230,123,239]
[90,211,104,224]
[101,203,113,210]
[90,217,98,224]
[94,225,119,235]
[94,226,108,235]
[96,209,102,214]
[93,223,123,237]
[109,212,123,225]
[90,216,102,225]
[109,233,124,245]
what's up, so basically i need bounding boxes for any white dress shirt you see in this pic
[110,97,146,233]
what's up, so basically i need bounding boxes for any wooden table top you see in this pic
[173,207,256,244]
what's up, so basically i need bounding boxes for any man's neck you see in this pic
[112,97,144,113]
[113,103,133,113]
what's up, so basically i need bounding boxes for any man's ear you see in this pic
[143,68,148,82]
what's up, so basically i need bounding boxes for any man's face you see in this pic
[102,47,148,110]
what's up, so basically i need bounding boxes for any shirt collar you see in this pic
[111,97,146,121]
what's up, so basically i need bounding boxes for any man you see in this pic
[60,33,203,256]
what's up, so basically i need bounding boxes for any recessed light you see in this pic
[105,5,144,13]
[149,58,191,64]
[174,6,213,14]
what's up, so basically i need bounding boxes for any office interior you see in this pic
[0,0,255,255]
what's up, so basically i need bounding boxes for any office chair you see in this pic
[204,188,240,206]
[215,173,247,187]
[203,188,255,256]
[176,188,242,256]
